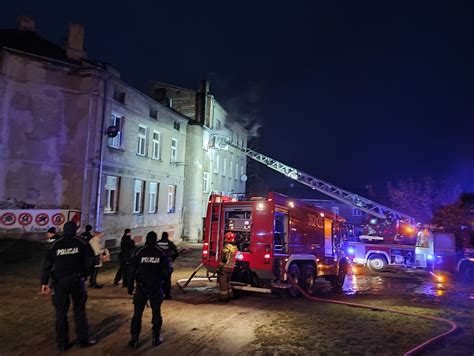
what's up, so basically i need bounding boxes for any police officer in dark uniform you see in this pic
[128,231,168,348]
[157,231,179,299]
[40,221,97,351]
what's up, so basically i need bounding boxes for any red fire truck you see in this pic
[201,192,349,295]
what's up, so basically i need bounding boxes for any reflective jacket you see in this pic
[219,243,238,270]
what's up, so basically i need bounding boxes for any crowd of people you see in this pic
[40,222,180,352]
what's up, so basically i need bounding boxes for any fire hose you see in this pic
[286,273,458,356]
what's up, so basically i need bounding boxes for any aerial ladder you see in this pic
[209,134,415,225]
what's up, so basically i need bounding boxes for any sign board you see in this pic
[0,209,81,234]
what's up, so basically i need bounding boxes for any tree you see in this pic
[432,193,474,231]
[386,177,462,223]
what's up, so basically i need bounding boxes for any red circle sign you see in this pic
[1,212,16,226]
[51,213,66,226]
[18,212,33,226]
[35,213,50,226]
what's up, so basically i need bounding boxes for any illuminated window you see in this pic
[171,138,178,162]
[352,208,362,217]
[133,179,145,213]
[167,185,176,213]
[148,182,159,213]
[137,125,147,156]
[152,131,161,160]
[105,175,120,213]
[203,172,210,193]
[108,113,123,149]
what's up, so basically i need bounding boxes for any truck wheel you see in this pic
[301,264,317,295]
[329,263,347,290]
[287,264,301,298]
[368,254,387,272]
[460,263,474,282]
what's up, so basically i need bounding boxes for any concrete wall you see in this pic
[0,49,102,215]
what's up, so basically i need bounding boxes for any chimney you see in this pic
[17,16,36,32]
[197,80,210,124]
[66,23,85,60]
[199,79,210,95]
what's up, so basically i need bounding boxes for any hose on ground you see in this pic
[286,273,458,356]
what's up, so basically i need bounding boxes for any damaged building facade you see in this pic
[0,17,248,245]
[149,81,248,242]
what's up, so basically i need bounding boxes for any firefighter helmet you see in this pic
[224,231,236,243]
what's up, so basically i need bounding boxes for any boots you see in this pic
[128,335,139,349]
[152,333,163,346]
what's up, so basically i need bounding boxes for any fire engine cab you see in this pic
[202,192,349,295]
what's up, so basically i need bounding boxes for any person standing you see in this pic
[80,225,93,242]
[114,229,135,287]
[128,231,168,349]
[46,227,61,243]
[40,221,97,351]
[89,232,109,289]
[156,231,179,299]
[218,232,238,302]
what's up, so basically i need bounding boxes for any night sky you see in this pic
[2,1,473,196]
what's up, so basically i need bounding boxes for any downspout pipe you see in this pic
[95,74,109,230]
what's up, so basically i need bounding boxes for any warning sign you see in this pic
[51,213,66,226]
[18,212,33,226]
[35,213,50,226]
[1,212,16,226]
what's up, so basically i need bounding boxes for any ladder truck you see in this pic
[206,135,474,281]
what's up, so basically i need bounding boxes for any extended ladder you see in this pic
[209,135,415,224]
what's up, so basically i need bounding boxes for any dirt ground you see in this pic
[0,241,473,355]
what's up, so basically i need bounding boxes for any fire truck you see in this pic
[201,192,349,295]
[204,135,474,281]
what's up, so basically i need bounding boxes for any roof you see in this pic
[0,29,76,63]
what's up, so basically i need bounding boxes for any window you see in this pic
[216,120,221,130]
[104,175,120,212]
[214,155,220,174]
[240,164,244,178]
[352,208,362,217]
[152,131,161,160]
[223,157,227,176]
[113,88,126,104]
[173,121,180,131]
[239,137,244,147]
[133,179,144,213]
[235,163,239,180]
[148,182,159,213]
[108,113,123,149]
[149,108,158,119]
[229,160,233,179]
[171,138,178,162]
[331,207,340,215]
[137,125,147,156]
[203,172,210,193]
[167,185,176,213]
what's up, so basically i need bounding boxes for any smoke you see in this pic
[208,74,264,138]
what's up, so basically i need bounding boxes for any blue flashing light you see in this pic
[347,247,355,255]
[427,254,434,260]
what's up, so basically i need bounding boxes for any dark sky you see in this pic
[2,1,473,195]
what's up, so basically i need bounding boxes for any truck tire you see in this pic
[301,264,317,295]
[460,262,474,282]
[367,254,388,272]
[328,262,347,291]
[287,264,301,298]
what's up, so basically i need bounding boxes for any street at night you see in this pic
[0,245,473,355]
[1,1,474,355]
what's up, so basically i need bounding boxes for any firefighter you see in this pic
[128,231,169,349]
[40,221,96,351]
[217,232,239,302]
[157,231,179,299]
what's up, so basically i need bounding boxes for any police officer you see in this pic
[157,231,179,299]
[218,232,239,302]
[40,221,96,351]
[128,231,168,348]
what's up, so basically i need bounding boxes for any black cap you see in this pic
[47,227,56,234]
[63,221,78,237]
[146,231,157,245]
[85,224,93,232]
[161,231,169,241]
